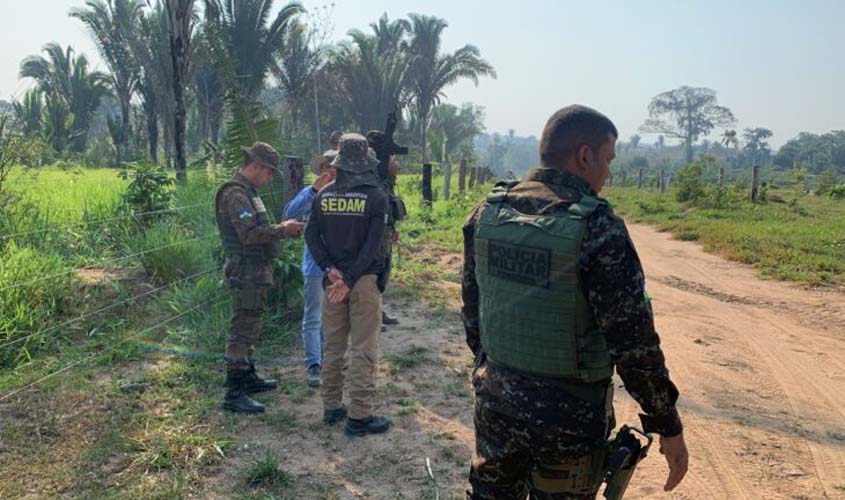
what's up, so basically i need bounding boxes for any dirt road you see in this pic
[202,223,845,499]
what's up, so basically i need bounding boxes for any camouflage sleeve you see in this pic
[461,203,484,356]
[223,188,286,246]
[580,209,683,437]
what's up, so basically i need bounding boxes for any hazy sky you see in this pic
[2,0,843,148]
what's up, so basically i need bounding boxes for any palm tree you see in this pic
[193,39,224,146]
[19,43,110,152]
[132,3,170,164]
[429,102,485,160]
[722,129,739,167]
[407,14,495,163]
[71,0,145,165]
[165,0,197,181]
[329,23,411,132]
[203,0,303,102]
[13,89,43,136]
[743,128,773,167]
[370,13,410,54]
[273,21,321,130]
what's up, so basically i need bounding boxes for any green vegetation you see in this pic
[386,345,433,374]
[242,451,292,489]
[605,186,845,285]
[0,163,303,498]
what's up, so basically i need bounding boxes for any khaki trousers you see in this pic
[321,274,382,420]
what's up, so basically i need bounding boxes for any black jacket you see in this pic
[305,180,388,288]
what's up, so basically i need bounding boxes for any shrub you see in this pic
[119,162,174,223]
[675,161,708,203]
[829,184,845,200]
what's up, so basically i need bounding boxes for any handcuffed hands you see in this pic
[327,280,350,304]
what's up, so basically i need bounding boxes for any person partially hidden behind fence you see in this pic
[283,131,342,388]
[305,133,391,437]
[462,106,689,498]
[214,142,304,414]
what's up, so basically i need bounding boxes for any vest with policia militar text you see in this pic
[214,178,281,261]
[474,182,613,382]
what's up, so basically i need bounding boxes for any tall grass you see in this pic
[0,167,224,369]
[604,186,845,285]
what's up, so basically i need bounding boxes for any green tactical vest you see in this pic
[214,178,281,261]
[474,183,613,382]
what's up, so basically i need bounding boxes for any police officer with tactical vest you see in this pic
[215,142,303,414]
[462,105,689,498]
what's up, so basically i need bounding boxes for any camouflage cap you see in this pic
[331,133,379,173]
[241,142,281,173]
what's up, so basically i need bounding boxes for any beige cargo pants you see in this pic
[321,274,382,420]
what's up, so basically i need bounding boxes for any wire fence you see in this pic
[0,176,295,404]
[0,267,221,350]
[0,233,217,294]
[0,201,213,241]
[0,294,228,403]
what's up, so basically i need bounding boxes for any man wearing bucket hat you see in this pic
[283,132,342,388]
[305,133,391,437]
[214,142,304,414]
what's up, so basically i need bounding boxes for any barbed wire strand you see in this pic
[0,233,217,294]
[0,295,228,403]
[0,191,288,240]
[0,267,222,350]
[0,201,213,241]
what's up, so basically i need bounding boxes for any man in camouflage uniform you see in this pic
[462,105,689,499]
[215,142,303,414]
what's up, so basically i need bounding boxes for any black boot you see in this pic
[323,405,348,426]
[222,371,266,414]
[345,415,391,437]
[241,363,278,394]
[382,311,399,326]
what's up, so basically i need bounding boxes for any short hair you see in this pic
[539,105,618,168]
[328,130,343,146]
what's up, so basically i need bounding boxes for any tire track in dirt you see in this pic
[629,223,845,499]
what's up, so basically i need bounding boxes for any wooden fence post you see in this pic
[443,160,452,201]
[458,159,467,193]
[469,166,477,188]
[751,165,760,202]
[638,169,644,189]
[719,167,725,188]
[279,155,304,216]
[422,163,433,206]
[659,169,665,193]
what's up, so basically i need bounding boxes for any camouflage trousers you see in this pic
[468,359,613,500]
[225,283,269,370]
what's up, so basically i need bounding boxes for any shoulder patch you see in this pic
[239,209,254,220]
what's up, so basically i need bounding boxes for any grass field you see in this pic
[0,164,309,498]
[604,186,845,286]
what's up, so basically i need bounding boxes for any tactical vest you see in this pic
[474,183,613,382]
[214,179,280,261]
